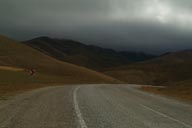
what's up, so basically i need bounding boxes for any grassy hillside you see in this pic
[105,50,192,85]
[0,35,118,86]
[24,37,155,70]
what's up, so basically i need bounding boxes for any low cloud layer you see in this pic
[1,0,192,54]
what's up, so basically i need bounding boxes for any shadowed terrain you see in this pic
[24,37,155,70]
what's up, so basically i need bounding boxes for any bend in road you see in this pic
[0,84,192,128]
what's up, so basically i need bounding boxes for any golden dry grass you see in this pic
[141,85,192,103]
[104,50,192,86]
[0,66,23,71]
[0,35,118,83]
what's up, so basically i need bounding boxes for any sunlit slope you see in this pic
[0,35,117,84]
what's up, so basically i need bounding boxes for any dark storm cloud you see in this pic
[1,0,192,54]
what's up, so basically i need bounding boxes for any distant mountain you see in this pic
[24,37,156,70]
[104,50,192,86]
[0,35,118,84]
[119,51,156,61]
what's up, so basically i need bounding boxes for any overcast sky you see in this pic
[1,0,192,54]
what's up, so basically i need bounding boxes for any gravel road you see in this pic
[0,84,192,128]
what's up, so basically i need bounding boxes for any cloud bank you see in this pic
[1,0,192,53]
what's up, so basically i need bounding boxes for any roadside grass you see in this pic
[104,53,192,102]
[0,70,46,97]
[141,80,192,103]
[0,69,119,97]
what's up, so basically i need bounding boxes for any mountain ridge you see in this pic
[24,36,156,70]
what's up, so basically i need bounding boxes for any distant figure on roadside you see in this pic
[30,68,36,76]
